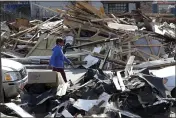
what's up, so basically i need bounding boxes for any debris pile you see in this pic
[0,1,175,69]
[0,2,176,118]
[1,66,175,118]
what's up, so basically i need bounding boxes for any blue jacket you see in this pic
[49,45,71,68]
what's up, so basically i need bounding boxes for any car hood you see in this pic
[1,58,24,71]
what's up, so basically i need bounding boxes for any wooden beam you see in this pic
[77,1,106,18]
[10,15,58,38]
[124,56,135,77]
[138,49,160,60]
[91,18,115,22]
[11,38,36,45]
[92,52,126,66]
[133,58,176,69]
[117,71,126,91]
[99,48,111,69]
[71,37,115,49]
[25,33,48,57]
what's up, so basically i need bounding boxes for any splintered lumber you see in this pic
[111,14,120,23]
[3,1,175,71]
[113,76,121,90]
[25,33,48,57]
[12,38,36,45]
[124,56,135,77]
[1,52,20,58]
[133,57,176,69]
[138,49,160,60]
[117,71,126,91]
[27,30,41,42]
[91,18,115,22]
[135,51,148,62]
[1,49,24,58]
[10,15,58,38]
[10,29,30,38]
[99,48,111,69]
[107,22,138,31]
[92,52,126,66]
[66,5,95,20]
[63,19,116,36]
[77,1,106,18]
[71,37,119,49]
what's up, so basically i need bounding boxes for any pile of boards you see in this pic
[1,1,176,70]
[0,2,176,118]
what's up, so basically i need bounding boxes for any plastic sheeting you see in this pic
[83,47,102,68]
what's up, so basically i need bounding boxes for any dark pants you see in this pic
[52,67,67,82]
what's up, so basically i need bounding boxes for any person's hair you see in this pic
[56,37,64,45]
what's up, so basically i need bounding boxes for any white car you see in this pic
[149,66,176,97]
[2,58,28,99]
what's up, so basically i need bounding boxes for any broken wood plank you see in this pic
[157,46,162,57]
[66,4,93,16]
[92,52,126,66]
[119,39,123,60]
[127,42,131,59]
[91,18,115,22]
[5,103,34,118]
[27,30,41,43]
[113,76,121,90]
[25,33,48,57]
[1,51,23,58]
[129,44,164,47]
[71,37,115,49]
[138,49,160,60]
[133,57,176,69]
[10,15,58,38]
[75,38,92,42]
[77,1,106,18]
[111,14,120,23]
[146,37,155,55]
[108,22,138,31]
[11,38,36,45]
[117,71,126,91]
[13,40,18,50]
[136,50,148,62]
[124,56,135,77]
[64,19,116,36]
[77,25,82,38]
[99,48,111,69]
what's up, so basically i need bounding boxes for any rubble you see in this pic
[1,66,175,118]
[0,1,176,118]
[0,2,175,69]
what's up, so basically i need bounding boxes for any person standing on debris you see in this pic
[50,37,74,83]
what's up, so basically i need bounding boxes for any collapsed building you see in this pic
[0,1,176,118]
